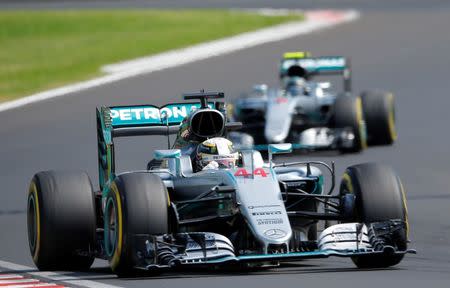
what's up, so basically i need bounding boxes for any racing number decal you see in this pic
[234,168,250,177]
[253,168,267,177]
[234,168,267,177]
[276,97,288,104]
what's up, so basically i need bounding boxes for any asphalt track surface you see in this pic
[1,1,450,287]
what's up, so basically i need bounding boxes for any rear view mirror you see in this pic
[154,149,181,160]
[268,144,292,168]
[268,143,293,154]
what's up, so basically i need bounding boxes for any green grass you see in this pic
[0,10,302,101]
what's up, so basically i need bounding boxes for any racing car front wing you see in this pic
[131,221,416,271]
[231,127,357,152]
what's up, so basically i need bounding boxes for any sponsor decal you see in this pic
[110,103,212,126]
[282,57,346,72]
[248,205,281,209]
[213,155,235,160]
[284,181,308,189]
[234,168,268,177]
[257,218,283,225]
[264,229,287,239]
[252,211,282,216]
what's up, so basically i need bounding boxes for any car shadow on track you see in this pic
[0,263,405,283]
[85,263,403,281]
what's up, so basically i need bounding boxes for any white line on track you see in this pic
[0,9,359,113]
[0,260,121,288]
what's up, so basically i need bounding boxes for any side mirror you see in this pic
[154,149,181,160]
[268,143,292,154]
[268,144,292,168]
[154,149,182,176]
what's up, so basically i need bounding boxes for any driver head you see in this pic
[195,137,239,171]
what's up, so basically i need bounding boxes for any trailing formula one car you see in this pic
[231,52,397,153]
[27,92,413,276]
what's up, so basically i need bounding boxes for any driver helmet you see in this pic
[196,137,238,170]
[283,76,306,96]
[252,84,268,97]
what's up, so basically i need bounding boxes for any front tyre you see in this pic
[340,163,409,268]
[334,96,367,153]
[27,171,96,271]
[360,90,397,145]
[105,173,169,276]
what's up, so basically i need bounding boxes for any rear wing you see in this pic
[97,102,199,190]
[280,56,352,93]
[96,101,221,191]
[96,91,237,191]
[107,103,211,136]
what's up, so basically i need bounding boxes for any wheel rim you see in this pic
[27,194,37,253]
[105,197,117,257]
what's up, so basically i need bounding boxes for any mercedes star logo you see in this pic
[264,229,287,239]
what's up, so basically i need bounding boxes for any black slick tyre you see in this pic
[334,96,367,153]
[340,163,409,268]
[27,171,96,271]
[360,90,397,145]
[104,173,169,276]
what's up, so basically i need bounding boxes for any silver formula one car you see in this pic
[231,52,397,153]
[27,92,413,276]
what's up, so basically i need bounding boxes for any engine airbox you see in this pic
[189,109,225,138]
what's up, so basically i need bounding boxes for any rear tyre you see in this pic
[340,163,409,268]
[360,90,397,145]
[334,96,367,153]
[27,171,96,271]
[105,173,169,276]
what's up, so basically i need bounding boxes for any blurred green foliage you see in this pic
[0,9,302,100]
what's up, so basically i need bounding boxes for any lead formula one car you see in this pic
[27,92,414,276]
[231,52,397,153]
